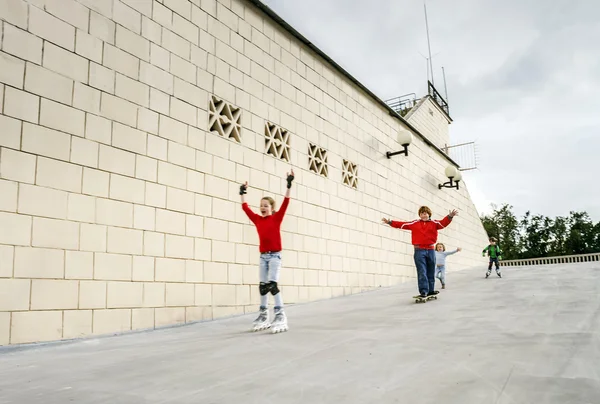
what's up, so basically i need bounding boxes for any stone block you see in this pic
[82,168,110,197]
[79,280,107,309]
[25,63,73,105]
[107,281,143,308]
[3,87,39,124]
[132,308,155,330]
[115,73,150,108]
[92,309,132,335]
[1,148,36,184]
[96,198,134,228]
[2,23,43,64]
[76,29,103,63]
[63,310,92,339]
[32,217,79,250]
[212,284,236,306]
[109,174,145,204]
[113,0,142,34]
[36,157,82,193]
[165,283,194,306]
[89,10,115,44]
[43,42,89,83]
[30,279,79,310]
[100,93,138,127]
[14,247,64,279]
[80,223,107,252]
[73,83,101,115]
[107,227,144,255]
[11,311,63,344]
[29,6,75,51]
[22,123,70,161]
[155,258,185,282]
[145,182,167,209]
[0,0,28,28]
[133,205,156,231]
[194,283,212,306]
[89,63,116,94]
[70,137,99,168]
[132,256,155,281]
[155,307,185,327]
[142,282,165,307]
[94,252,132,281]
[0,115,22,150]
[0,278,30,310]
[65,251,94,279]
[98,144,136,176]
[143,231,165,257]
[165,234,195,259]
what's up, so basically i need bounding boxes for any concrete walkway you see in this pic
[1,263,600,404]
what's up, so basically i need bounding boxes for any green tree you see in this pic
[564,211,596,254]
[547,216,568,256]
[519,212,553,259]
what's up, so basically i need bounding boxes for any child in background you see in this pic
[434,243,461,289]
[482,237,503,278]
[241,170,294,333]
[382,206,458,299]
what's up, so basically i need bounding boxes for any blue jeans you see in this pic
[488,258,499,270]
[435,265,446,285]
[414,248,436,295]
[259,252,283,310]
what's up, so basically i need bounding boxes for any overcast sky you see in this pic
[262,0,600,222]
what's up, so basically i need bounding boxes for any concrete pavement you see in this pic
[1,262,599,404]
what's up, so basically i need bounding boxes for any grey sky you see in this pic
[262,0,600,221]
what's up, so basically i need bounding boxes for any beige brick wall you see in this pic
[0,0,489,346]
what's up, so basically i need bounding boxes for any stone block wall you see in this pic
[0,0,489,345]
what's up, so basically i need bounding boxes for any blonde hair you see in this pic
[435,243,446,251]
[261,197,276,212]
[418,206,432,217]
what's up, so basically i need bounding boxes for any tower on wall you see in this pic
[386,81,451,152]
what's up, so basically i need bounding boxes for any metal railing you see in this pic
[428,81,449,116]
[500,252,600,267]
[385,93,417,117]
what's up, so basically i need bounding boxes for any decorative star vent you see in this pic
[308,143,328,177]
[265,122,290,162]
[342,159,358,189]
[208,95,241,143]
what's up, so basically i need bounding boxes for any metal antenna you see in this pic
[442,66,449,104]
[424,0,434,85]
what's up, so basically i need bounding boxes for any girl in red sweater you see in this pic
[382,206,458,299]
[240,170,294,333]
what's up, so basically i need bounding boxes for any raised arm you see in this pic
[284,169,294,199]
[445,247,461,256]
[435,209,458,229]
[381,218,417,230]
[240,182,259,223]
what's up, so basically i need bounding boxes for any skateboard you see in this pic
[413,294,437,303]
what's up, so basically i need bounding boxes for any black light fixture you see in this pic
[386,130,413,158]
[438,165,462,190]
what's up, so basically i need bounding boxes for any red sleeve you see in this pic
[242,203,260,224]
[435,216,452,229]
[274,197,290,222]
[390,220,416,230]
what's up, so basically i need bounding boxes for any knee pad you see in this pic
[268,281,280,295]
[259,282,269,296]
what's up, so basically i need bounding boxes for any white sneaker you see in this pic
[271,309,288,334]
[252,308,270,331]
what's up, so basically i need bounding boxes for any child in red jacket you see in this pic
[382,206,458,298]
[240,170,294,333]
